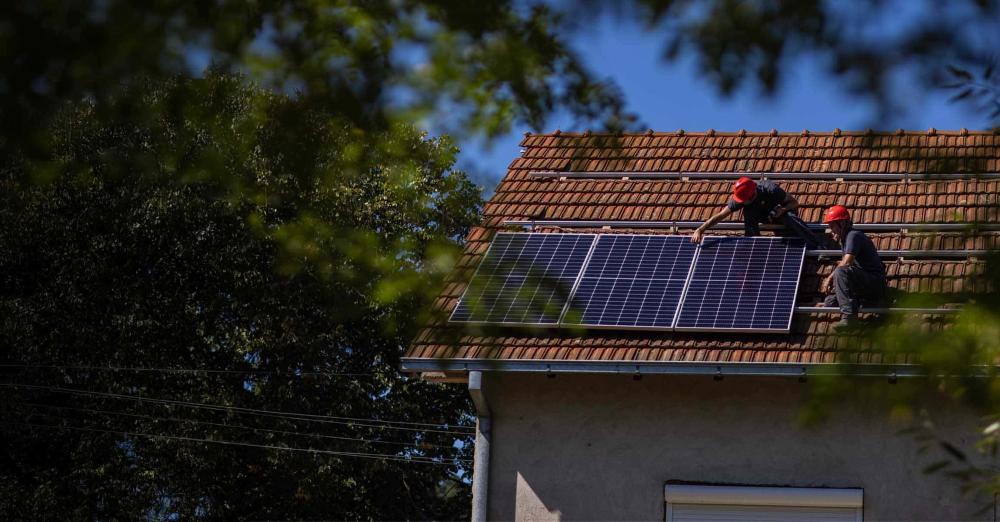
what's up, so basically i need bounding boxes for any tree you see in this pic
[0,0,633,163]
[0,2,617,518]
[0,74,480,520]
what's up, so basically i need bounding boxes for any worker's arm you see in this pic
[820,253,856,293]
[771,194,800,219]
[691,208,734,244]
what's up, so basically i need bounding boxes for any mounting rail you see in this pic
[529,170,1000,181]
[504,219,1000,232]
[794,306,961,315]
[806,249,989,258]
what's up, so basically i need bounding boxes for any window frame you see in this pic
[664,484,863,522]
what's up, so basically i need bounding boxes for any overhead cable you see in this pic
[1,420,470,466]
[21,403,465,451]
[0,383,475,434]
[0,363,377,378]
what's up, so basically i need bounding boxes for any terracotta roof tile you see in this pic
[407,131,1000,368]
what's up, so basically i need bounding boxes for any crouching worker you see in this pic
[819,205,888,328]
[690,177,822,248]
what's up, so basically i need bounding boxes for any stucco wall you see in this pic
[483,373,991,521]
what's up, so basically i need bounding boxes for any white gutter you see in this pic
[402,358,930,378]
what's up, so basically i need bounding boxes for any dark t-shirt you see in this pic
[843,228,885,275]
[726,179,787,236]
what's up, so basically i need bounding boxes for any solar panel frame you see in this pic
[671,243,702,330]
[449,232,598,326]
[560,234,699,330]
[673,236,807,333]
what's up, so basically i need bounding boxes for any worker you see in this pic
[690,177,822,248]
[818,205,887,327]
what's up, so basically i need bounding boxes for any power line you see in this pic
[3,382,475,433]
[0,363,378,378]
[1,420,471,466]
[21,403,464,452]
[0,383,475,434]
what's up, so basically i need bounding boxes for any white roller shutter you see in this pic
[665,484,863,522]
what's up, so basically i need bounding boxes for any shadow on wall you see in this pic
[516,472,563,520]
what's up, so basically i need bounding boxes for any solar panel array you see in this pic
[674,236,806,332]
[450,233,595,325]
[563,235,697,328]
[451,233,806,333]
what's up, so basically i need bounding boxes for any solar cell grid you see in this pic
[450,232,596,325]
[674,236,806,332]
[563,235,697,328]
[451,233,807,333]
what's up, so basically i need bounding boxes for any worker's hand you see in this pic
[819,276,832,294]
[690,230,703,244]
[769,206,787,221]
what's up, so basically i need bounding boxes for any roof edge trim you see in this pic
[400,358,926,378]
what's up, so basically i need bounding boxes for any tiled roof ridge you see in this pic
[526,128,998,138]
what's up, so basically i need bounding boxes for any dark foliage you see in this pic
[0,74,480,521]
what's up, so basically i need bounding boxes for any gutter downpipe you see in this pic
[469,371,491,522]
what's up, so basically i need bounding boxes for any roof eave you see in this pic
[400,357,926,378]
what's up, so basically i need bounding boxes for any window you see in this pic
[665,484,863,522]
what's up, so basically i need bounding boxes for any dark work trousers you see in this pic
[746,211,824,249]
[824,264,887,315]
[775,212,824,249]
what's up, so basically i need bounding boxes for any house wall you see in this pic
[483,373,991,521]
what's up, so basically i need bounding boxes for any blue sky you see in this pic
[456,14,988,192]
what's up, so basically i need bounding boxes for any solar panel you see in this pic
[674,236,806,332]
[562,235,697,329]
[450,232,596,325]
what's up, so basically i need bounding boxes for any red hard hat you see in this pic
[823,205,851,224]
[732,177,757,203]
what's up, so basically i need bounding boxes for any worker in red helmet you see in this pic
[691,177,821,248]
[818,205,887,328]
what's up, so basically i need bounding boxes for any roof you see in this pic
[403,130,1000,376]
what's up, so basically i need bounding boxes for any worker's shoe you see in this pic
[832,314,858,332]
